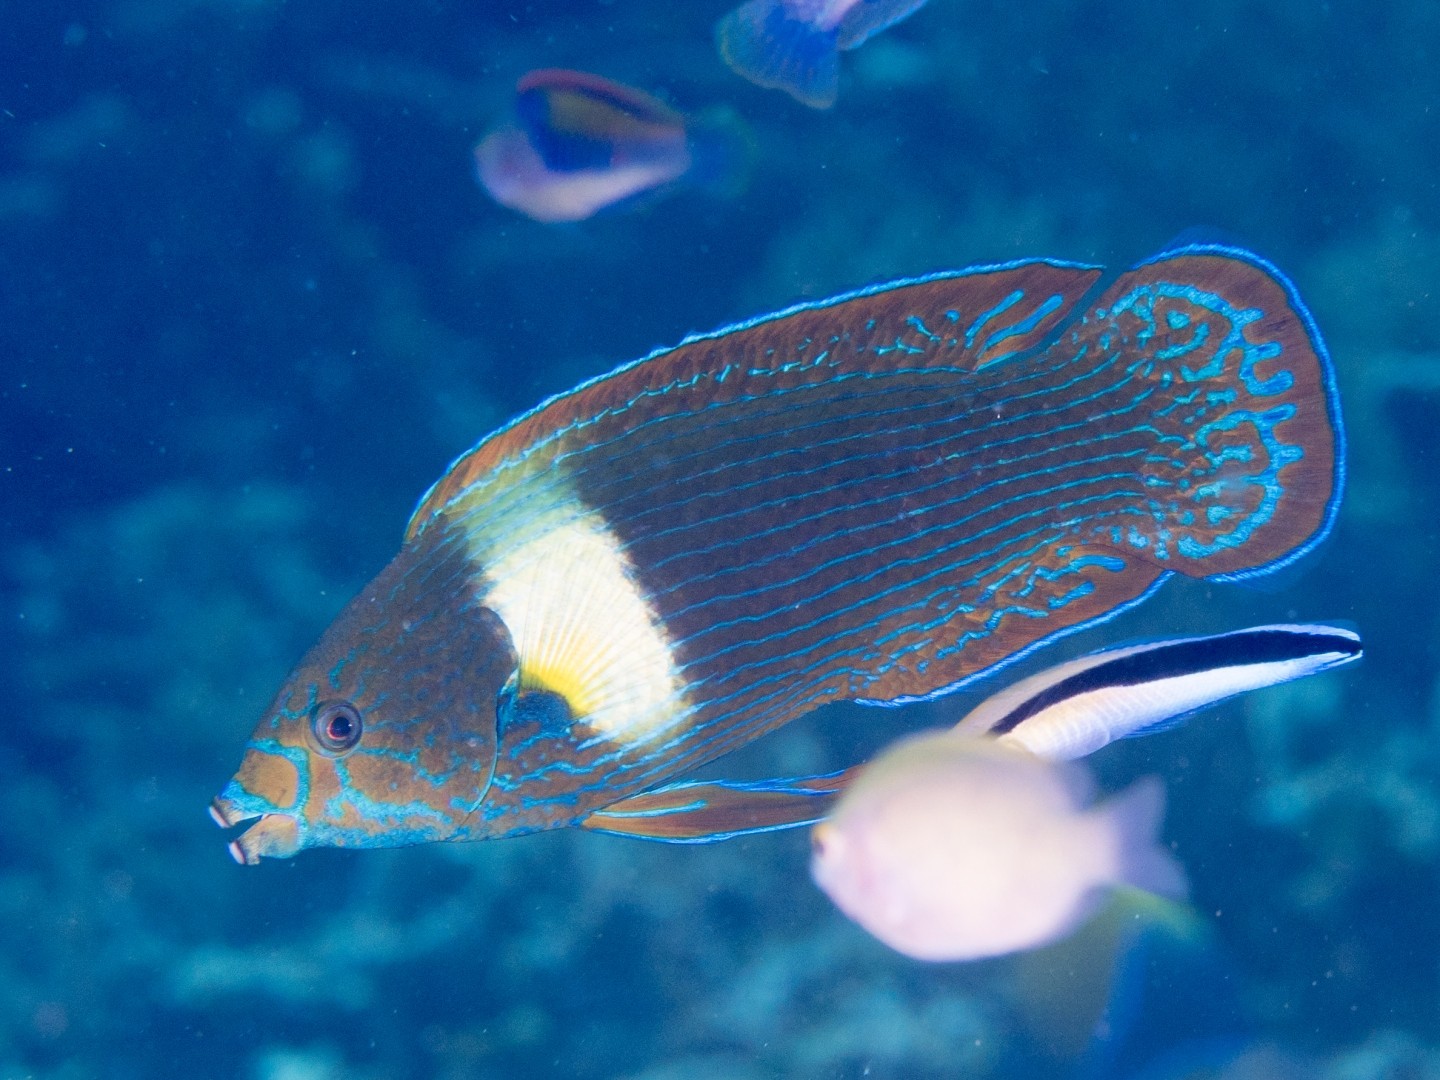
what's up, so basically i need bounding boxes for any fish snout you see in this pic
[209,794,301,865]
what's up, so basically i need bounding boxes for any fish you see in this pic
[810,736,1185,961]
[588,623,1362,840]
[953,622,1364,760]
[717,0,932,108]
[211,245,1344,864]
[807,623,1361,961]
[475,68,746,223]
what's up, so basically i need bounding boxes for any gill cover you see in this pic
[213,539,518,862]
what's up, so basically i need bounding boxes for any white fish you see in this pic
[584,624,1361,844]
[811,736,1184,961]
[809,623,1362,961]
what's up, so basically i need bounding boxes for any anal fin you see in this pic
[580,769,858,842]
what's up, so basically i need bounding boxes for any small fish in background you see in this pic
[808,624,1362,961]
[475,68,749,223]
[811,737,1184,961]
[717,0,932,108]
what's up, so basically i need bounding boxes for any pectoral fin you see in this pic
[581,769,858,842]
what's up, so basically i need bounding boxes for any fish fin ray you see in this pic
[580,770,855,842]
[1102,776,1188,899]
[836,0,931,49]
[717,0,841,108]
[405,257,1102,540]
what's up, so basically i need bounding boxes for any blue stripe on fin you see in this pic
[1135,243,1347,583]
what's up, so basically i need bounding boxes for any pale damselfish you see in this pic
[212,246,1344,863]
[811,739,1184,962]
[717,0,932,108]
[807,623,1359,961]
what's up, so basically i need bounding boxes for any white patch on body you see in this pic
[810,735,1184,962]
[468,483,686,744]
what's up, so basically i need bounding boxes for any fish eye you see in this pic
[311,700,363,755]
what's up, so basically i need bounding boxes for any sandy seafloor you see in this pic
[2,1,1438,1077]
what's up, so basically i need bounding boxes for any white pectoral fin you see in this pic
[956,624,1362,761]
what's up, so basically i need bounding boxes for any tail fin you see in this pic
[684,106,756,200]
[1062,246,1344,583]
[1100,776,1188,900]
[717,0,842,108]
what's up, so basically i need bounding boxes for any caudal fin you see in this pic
[717,0,841,108]
[835,0,933,50]
[1071,246,1344,583]
[1101,776,1188,900]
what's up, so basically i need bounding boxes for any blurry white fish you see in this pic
[811,737,1184,961]
[809,623,1362,961]
[717,0,932,108]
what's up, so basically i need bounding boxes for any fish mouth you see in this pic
[209,796,300,865]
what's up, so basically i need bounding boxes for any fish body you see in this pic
[717,0,931,107]
[212,246,1343,863]
[476,69,745,222]
[811,736,1185,961]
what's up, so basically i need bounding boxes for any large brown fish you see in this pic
[211,246,1343,863]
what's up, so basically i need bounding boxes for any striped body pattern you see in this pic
[212,246,1343,862]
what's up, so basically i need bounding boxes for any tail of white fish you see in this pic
[1098,775,1188,900]
[716,0,842,109]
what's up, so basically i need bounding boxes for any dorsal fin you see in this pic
[405,257,1102,541]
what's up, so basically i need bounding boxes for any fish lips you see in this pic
[209,795,301,865]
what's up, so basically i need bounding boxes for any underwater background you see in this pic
[2,1,1437,1077]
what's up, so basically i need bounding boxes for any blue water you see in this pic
[2,2,1436,1078]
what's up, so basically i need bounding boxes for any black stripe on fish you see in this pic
[986,626,1362,737]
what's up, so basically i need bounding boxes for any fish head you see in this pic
[810,814,878,919]
[211,541,519,864]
